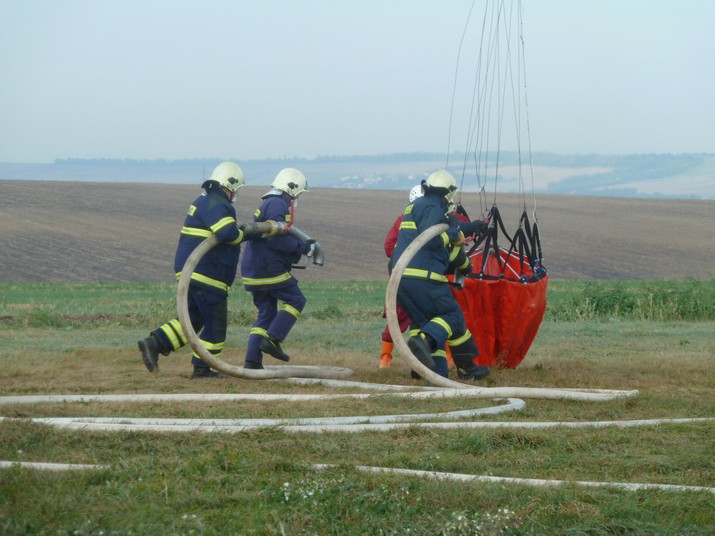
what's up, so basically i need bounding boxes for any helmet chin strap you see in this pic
[287,198,295,230]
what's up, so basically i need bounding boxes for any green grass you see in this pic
[2,279,714,327]
[1,280,714,534]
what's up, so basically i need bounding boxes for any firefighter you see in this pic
[240,168,315,369]
[390,169,490,380]
[138,161,247,379]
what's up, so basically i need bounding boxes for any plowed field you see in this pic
[1,181,713,282]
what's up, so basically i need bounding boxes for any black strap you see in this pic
[465,205,547,282]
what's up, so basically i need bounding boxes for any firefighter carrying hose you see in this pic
[389,170,490,381]
[138,161,247,379]
[240,168,315,369]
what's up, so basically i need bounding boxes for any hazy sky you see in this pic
[1,0,713,163]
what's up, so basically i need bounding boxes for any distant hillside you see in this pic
[1,151,713,199]
[1,180,713,283]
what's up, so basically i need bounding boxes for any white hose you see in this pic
[0,461,109,472]
[312,465,715,495]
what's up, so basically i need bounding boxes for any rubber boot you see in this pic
[138,335,161,373]
[407,333,436,370]
[445,345,456,369]
[191,365,226,379]
[379,341,394,368]
[259,336,290,362]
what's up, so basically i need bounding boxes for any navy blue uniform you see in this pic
[151,188,244,369]
[240,191,308,367]
[390,191,479,377]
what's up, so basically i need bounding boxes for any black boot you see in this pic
[259,336,290,362]
[191,366,225,379]
[138,335,161,372]
[457,363,491,381]
[407,333,435,370]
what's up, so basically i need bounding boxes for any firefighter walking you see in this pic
[240,168,316,369]
[389,170,490,381]
[138,161,247,379]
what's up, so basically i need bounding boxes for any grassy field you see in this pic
[1,280,714,534]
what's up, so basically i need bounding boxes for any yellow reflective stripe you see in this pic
[254,209,261,218]
[456,257,470,270]
[403,268,428,278]
[227,228,244,245]
[169,319,187,345]
[250,327,269,337]
[242,273,292,286]
[280,303,301,319]
[432,349,447,358]
[403,268,448,283]
[440,232,450,247]
[449,246,460,262]
[189,272,229,292]
[449,329,472,347]
[409,328,421,337]
[159,322,182,351]
[399,221,417,230]
[210,217,236,233]
[404,204,414,214]
[200,338,224,352]
[181,226,212,238]
[428,317,453,338]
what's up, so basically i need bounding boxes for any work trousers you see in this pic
[245,280,307,365]
[397,277,479,370]
[152,284,228,368]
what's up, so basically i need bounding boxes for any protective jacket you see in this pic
[240,191,304,291]
[390,192,462,282]
[174,188,244,294]
[384,214,402,258]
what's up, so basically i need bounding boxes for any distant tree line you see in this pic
[53,152,708,169]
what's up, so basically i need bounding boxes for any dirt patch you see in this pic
[1,181,713,282]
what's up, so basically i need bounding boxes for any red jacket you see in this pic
[384,214,402,258]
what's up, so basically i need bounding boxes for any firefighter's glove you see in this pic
[301,239,317,258]
[451,230,465,247]
[460,219,488,237]
[469,219,489,236]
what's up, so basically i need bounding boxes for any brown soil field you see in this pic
[0,180,713,282]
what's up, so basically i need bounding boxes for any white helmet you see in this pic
[424,169,458,201]
[408,184,423,203]
[272,168,308,198]
[203,161,245,192]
